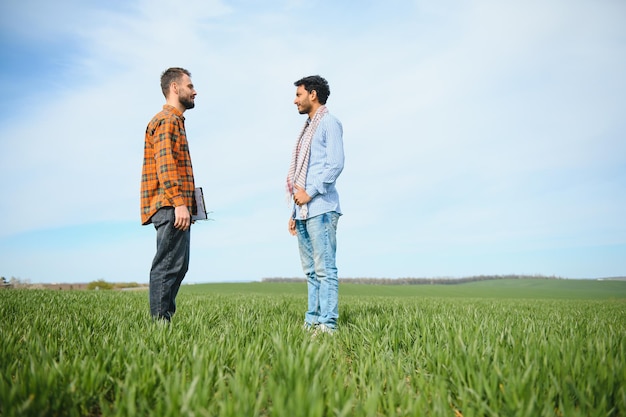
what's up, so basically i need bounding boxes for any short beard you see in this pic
[298,103,310,115]
[180,97,195,110]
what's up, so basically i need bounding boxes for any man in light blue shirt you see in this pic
[287,75,344,334]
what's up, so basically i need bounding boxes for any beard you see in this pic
[180,95,195,110]
[297,102,311,115]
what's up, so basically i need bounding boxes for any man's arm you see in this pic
[306,118,344,199]
[154,120,190,230]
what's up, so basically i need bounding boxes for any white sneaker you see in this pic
[313,323,335,336]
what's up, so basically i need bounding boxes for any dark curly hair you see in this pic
[160,67,191,98]
[294,75,330,105]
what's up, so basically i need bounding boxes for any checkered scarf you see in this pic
[286,105,328,219]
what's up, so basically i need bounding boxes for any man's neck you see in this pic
[166,99,185,114]
[308,103,321,119]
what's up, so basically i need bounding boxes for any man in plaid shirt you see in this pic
[141,67,197,322]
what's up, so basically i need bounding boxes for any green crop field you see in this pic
[1,279,625,416]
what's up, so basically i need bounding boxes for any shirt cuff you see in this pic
[305,187,319,199]
[171,195,186,207]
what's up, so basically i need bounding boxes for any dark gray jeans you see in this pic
[149,207,190,321]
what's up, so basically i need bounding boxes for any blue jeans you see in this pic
[296,211,340,329]
[149,207,190,321]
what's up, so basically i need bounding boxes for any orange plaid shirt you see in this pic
[141,105,196,225]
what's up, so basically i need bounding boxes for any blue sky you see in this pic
[1,0,624,283]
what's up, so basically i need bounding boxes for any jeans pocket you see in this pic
[152,207,174,229]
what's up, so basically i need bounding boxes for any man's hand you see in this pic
[174,205,191,231]
[293,185,311,206]
[288,218,297,236]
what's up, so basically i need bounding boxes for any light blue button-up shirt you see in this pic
[293,112,344,219]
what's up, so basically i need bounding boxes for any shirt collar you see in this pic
[163,104,185,120]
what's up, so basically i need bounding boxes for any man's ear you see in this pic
[310,89,318,102]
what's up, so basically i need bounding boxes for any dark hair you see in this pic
[294,75,330,105]
[160,67,191,98]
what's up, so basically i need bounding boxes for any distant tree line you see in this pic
[262,274,563,285]
[0,277,143,290]
[0,276,31,288]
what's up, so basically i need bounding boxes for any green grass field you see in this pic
[189,278,626,299]
[1,279,625,416]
